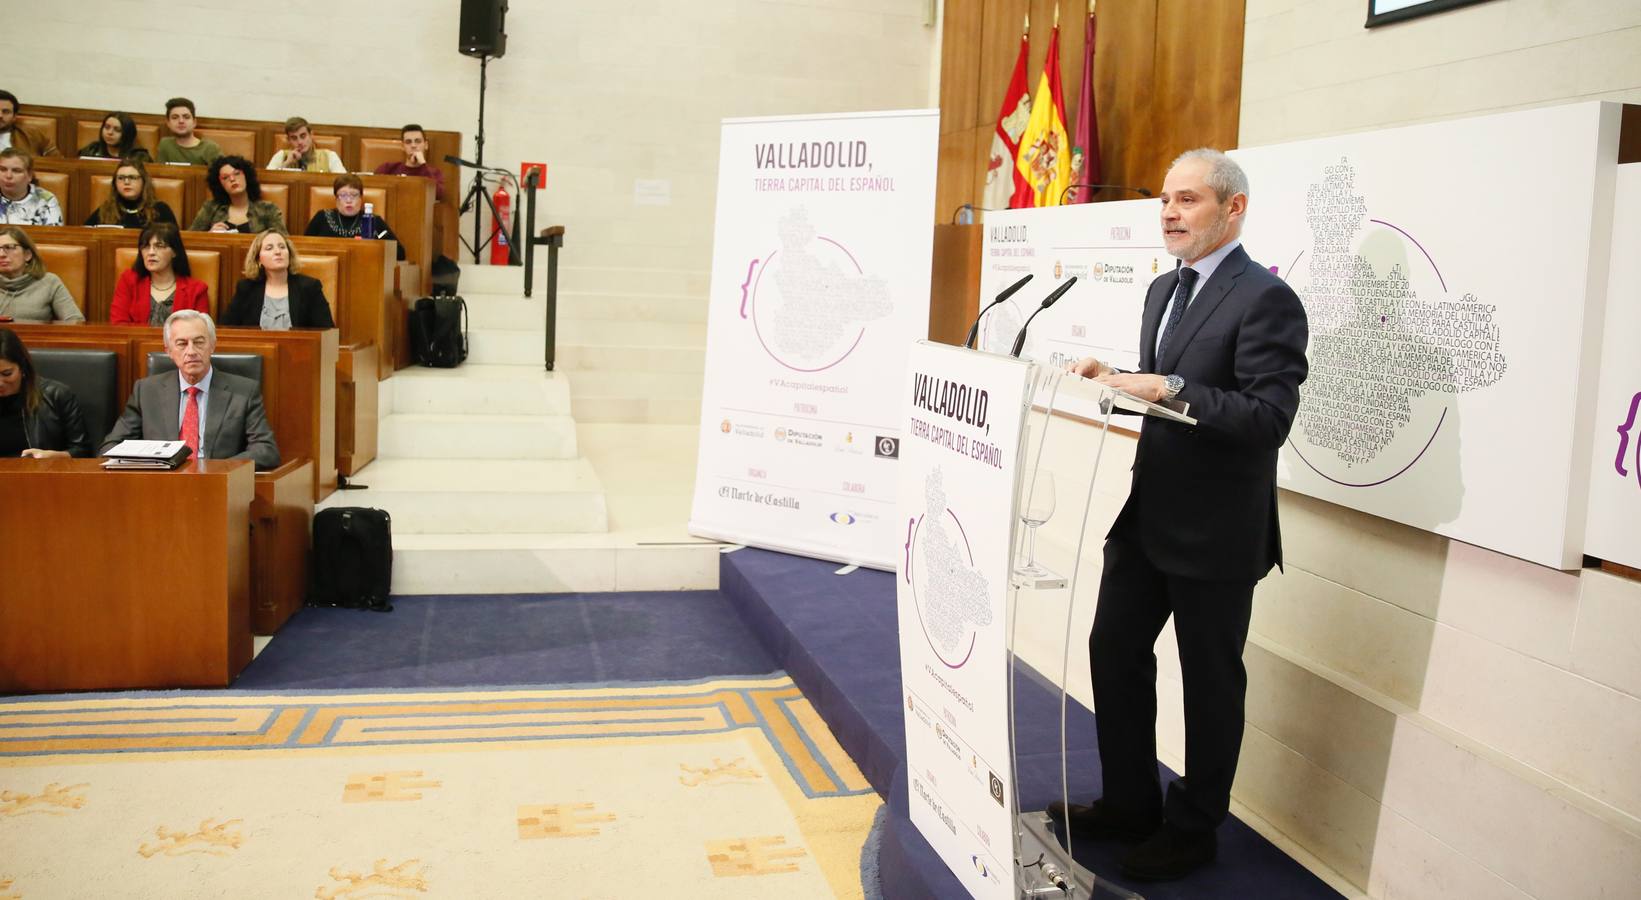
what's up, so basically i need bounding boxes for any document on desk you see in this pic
[101,440,193,469]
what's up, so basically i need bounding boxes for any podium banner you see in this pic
[690,109,939,568]
[896,341,1035,900]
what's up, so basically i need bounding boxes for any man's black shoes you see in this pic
[1118,823,1217,881]
[1043,799,1160,842]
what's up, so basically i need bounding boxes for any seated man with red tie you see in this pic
[99,310,280,469]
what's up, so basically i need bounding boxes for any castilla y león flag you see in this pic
[1068,4,1101,204]
[1015,23,1071,207]
[984,26,1032,210]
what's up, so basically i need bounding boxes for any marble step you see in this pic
[557,291,707,325]
[324,458,607,534]
[556,266,710,296]
[390,536,720,594]
[568,371,704,424]
[556,343,704,373]
[389,365,572,416]
[378,412,578,459]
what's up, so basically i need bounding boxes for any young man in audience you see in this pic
[0,149,63,226]
[155,98,222,166]
[267,117,346,173]
[374,124,445,200]
[0,91,59,156]
[101,309,280,469]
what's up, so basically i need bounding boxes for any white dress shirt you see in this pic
[1154,239,1243,358]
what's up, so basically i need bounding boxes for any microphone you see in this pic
[963,274,1033,349]
[950,202,1006,225]
[443,153,482,169]
[1058,183,1154,204]
[1010,277,1077,358]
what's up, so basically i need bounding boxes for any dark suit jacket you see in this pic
[100,369,281,470]
[1109,244,1309,582]
[221,274,335,330]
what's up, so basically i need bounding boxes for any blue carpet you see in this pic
[721,546,1342,900]
[234,591,779,690]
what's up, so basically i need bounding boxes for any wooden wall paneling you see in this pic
[941,0,989,136]
[1149,0,1245,189]
[1096,0,1160,197]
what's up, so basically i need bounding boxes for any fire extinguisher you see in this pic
[489,182,511,265]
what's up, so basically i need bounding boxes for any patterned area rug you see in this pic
[0,674,879,899]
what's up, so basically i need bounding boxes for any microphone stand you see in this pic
[1010,277,1078,358]
[455,54,520,265]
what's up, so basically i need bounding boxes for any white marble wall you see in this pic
[8,0,938,270]
[1012,416,1641,898]
[1240,0,1641,146]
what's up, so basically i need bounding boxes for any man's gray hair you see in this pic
[1170,148,1249,203]
[163,309,217,346]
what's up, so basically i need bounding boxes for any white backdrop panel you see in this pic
[1233,102,1620,569]
[976,200,1163,421]
[1585,163,1641,569]
[690,110,938,569]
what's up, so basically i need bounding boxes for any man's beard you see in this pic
[1172,209,1232,262]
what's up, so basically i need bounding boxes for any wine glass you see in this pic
[1018,470,1056,577]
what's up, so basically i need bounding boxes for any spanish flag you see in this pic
[1015,20,1072,207]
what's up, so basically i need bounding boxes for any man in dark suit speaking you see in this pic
[101,310,280,470]
[1054,148,1309,881]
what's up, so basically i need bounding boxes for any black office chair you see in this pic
[30,348,120,446]
[145,352,264,385]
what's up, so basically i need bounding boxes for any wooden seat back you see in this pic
[17,114,60,148]
[358,138,405,174]
[86,173,189,220]
[303,184,390,223]
[300,254,342,321]
[35,243,89,304]
[195,128,258,161]
[73,119,162,157]
[258,183,291,226]
[33,171,71,214]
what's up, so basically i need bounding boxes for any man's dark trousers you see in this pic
[1091,537,1257,832]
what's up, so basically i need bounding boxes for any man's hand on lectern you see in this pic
[1066,356,1108,378]
[1097,372,1169,403]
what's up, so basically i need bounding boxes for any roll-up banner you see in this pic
[690,109,938,569]
[896,341,1035,900]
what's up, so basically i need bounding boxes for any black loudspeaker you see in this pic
[459,0,507,58]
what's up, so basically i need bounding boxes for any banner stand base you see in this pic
[1015,812,1143,900]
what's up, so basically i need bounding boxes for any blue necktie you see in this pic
[1156,266,1199,364]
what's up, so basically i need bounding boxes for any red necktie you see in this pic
[181,386,201,458]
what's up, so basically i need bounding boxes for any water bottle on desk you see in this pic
[361,203,377,239]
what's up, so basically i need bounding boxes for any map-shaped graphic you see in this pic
[742,208,892,371]
[1282,159,1509,486]
[906,468,993,667]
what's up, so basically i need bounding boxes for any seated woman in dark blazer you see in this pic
[76,111,152,162]
[84,159,177,228]
[110,222,211,325]
[0,327,93,458]
[221,230,334,330]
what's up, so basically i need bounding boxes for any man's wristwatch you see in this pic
[1163,374,1185,401]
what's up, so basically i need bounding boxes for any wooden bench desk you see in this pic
[0,458,255,691]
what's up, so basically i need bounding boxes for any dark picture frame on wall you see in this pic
[1366,0,1496,28]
